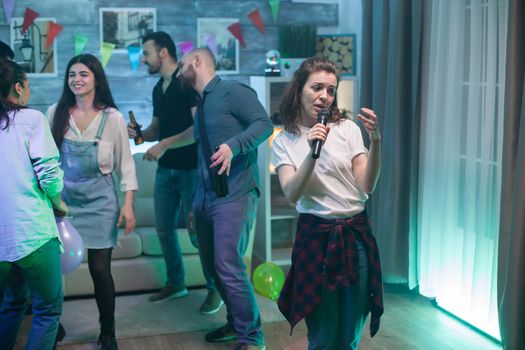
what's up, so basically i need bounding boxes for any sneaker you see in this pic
[231,343,266,350]
[199,290,224,315]
[97,331,118,350]
[148,284,188,302]
[205,323,237,342]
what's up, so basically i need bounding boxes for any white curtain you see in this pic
[417,0,508,339]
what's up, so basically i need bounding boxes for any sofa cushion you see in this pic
[62,255,207,296]
[133,197,156,227]
[113,230,143,259]
[133,154,156,198]
[80,231,142,262]
[119,153,191,229]
[135,227,198,256]
[133,154,157,228]
[116,153,156,228]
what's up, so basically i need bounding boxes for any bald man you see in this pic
[177,48,272,350]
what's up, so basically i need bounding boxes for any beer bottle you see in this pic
[128,111,144,145]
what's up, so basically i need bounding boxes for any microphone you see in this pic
[311,108,331,159]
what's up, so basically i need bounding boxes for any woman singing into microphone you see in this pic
[273,57,383,350]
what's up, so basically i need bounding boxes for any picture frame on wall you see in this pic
[315,34,356,76]
[10,17,58,77]
[100,8,156,52]
[197,18,239,75]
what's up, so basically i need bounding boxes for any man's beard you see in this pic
[147,63,160,75]
[179,65,196,90]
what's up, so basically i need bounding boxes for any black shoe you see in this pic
[231,343,267,350]
[97,331,118,350]
[205,323,237,342]
[53,323,66,349]
[57,323,66,341]
[148,283,188,302]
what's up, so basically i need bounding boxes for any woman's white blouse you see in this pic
[46,103,138,193]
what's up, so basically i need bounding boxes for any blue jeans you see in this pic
[0,238,63,350]
[154,166,214,290]
[305,241,369,350]
[194,190,264,346]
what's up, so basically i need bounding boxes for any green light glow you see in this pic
[438,301,501,341]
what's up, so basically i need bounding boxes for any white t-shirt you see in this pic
[46,103,138,193]
[272,119,368,218]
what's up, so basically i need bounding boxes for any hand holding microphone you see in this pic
[311,108,331,159]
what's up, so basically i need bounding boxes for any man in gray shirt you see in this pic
[177,48,272,350]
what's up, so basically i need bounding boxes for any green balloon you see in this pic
[253,262,285,301]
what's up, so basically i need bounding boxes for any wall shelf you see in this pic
[251,76,295,266]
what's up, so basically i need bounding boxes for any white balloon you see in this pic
[55,217,84,274]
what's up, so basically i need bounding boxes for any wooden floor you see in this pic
[54,286,502,350]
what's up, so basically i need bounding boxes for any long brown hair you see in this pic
[279,57,343,135]
[0,59,28,130]
[51,54,117,149]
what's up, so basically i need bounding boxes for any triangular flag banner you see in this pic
[127,45,142,71]
[205,35,217,56]
[21,7,39,34]
[248,8,265,34]
[178,41,193,55]
[3,0,16,25]
[268,0,280,23]
[45,22,63,49]
[101,42,116,68]
[227,22,246,49]
[74,34,88,55]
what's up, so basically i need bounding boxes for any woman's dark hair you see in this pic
[279,57,343,135]
[0,40,15,60]
[142,31,178,61]
[0,59,28,130]
[51,54,117,149]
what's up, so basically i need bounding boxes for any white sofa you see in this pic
[62,153,255,297]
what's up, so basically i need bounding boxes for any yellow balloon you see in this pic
[253,262,285,301]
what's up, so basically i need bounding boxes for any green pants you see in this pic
[305,241,369,350]
[0,238,63,350]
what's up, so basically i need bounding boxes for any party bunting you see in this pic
[248,8,265,34]
[204,34,217,56]
[127,45,142,71]
[2,0,15,24]
[21,7,39,34]
[74,34,88,55]
[178,41,193,55]
[101,42,115,68]
[45,22,63,49]
[268,0,280,23]
[227,22,246,49]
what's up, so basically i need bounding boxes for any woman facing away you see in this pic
[274,57,384,350]
[47,54,137,350]
[0,59,68,350]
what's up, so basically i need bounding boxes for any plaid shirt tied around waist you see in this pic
[277,209,384,337]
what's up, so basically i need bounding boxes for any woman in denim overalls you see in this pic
[48,54,138,350]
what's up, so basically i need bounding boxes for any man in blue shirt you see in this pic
[177,48,272,350]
